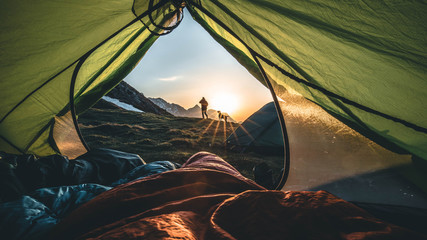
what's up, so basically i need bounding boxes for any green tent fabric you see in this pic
[185,0,427,161]
[226,102,284,154]
[0,0,181,158]
[1,0,426,164]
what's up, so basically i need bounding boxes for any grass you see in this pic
[78,93,416,192]
[79,107,284,180]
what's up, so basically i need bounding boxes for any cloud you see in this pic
[158,76,182,81]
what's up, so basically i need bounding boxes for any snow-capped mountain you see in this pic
[102,96,143,113]
[104,81,171,116]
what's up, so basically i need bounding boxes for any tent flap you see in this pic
[0,0,426,162]
[187,0,427,160]
[0,0,179,156]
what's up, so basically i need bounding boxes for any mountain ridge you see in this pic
[93,81,234,122]
[149,97,235,122]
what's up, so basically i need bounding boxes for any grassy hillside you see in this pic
[78,94,426,207]
[79,107,284,180]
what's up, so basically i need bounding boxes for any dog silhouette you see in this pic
[217,111,228,123]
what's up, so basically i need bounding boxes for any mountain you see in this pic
[92,98,125,111]
[104,81,171,116]
[148,97,189,116]
[149,97,236,122]
[186,104,203,118]
[148,97,202,118]
[101,96,144,112]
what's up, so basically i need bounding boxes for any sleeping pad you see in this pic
[49,152,424,240]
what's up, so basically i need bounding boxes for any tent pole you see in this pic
[66,0,175,156]
[69,59,91,153]
[250,53,291,191]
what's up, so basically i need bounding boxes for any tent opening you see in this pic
[78,7,288,190]
[1,1,427,235]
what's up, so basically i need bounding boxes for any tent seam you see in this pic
[23,118,56,153]
[0,135,24,154]
[249,0,426,69]
[256,54,427,134]
[73,27,149,101]
[0,0,170,125]
[69,1,172,154]
[1,0,171,155]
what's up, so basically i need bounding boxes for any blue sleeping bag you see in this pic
[0,161,179,240]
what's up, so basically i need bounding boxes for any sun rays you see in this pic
[210,120,221,146]
[196,119,216,142]
[195,118,254,151]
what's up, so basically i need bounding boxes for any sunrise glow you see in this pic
[125,8,273,122]
[210,92,239,115]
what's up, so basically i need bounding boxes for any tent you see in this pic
[1,0,426,163]
[226,102,283,155]
[0,0,425,195]
[0,0,425,192]
[1,0,427,237]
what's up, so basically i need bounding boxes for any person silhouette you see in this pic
[199,97,209,119]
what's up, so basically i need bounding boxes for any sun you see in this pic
[210,93,239,115]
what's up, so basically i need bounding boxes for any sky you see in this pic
[124,9,273,122]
